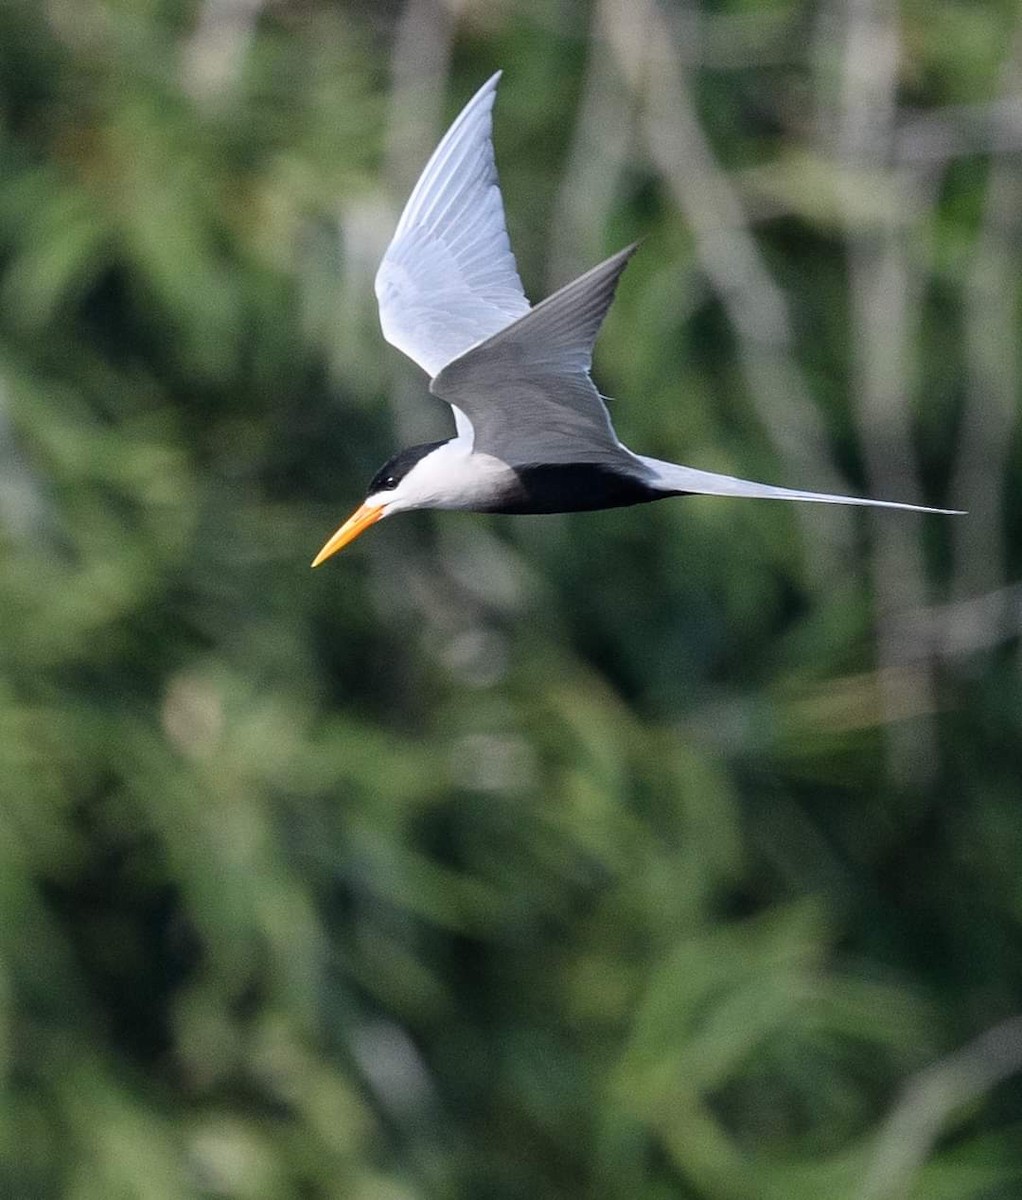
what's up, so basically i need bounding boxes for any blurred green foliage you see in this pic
[2,1,1022,1197]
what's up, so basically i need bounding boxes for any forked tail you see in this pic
[636,456,964,515]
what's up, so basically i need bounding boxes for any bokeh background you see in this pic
[2,0,1022,1197]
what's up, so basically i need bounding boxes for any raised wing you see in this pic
[375,72,531,381]
[430,245,638,466]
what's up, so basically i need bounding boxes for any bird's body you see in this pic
[375,444,674,515]
[312,73,958,566]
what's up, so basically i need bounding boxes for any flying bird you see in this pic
[312,73,959,566]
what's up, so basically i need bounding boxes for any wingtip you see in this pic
[603,241,643,271]
[478,70,503,99]
[454,71,502,121]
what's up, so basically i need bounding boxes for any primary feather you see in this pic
[374,72,530,382]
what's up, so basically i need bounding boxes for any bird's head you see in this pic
[311,440,453,566]
[311,438,521,566]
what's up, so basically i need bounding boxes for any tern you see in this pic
[312,73,959,566]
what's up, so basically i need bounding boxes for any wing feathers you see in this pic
[468,242,639,374]
[429,245,640,464]
[375,73,530,380]
[433,243,637,387]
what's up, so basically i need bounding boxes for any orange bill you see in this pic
[311,503,383,567]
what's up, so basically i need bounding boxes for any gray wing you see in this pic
[430,245,638,466]
[374,72,531,381]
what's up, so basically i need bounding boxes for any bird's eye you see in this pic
[381,475,398,490]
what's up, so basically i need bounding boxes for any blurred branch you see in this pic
[895,96,1022,164]
[948,34,1022,619]
[601,0,859,587]
[857,1014,1022,1200]
[181,0,266,102]
[894,583,1022,660]
[384,0,463,201]
[675,9,808,71]
[546,30,636,288]
[0,371,50,541]
[831,0,938,786]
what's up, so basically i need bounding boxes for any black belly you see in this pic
[496,462,679,515]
